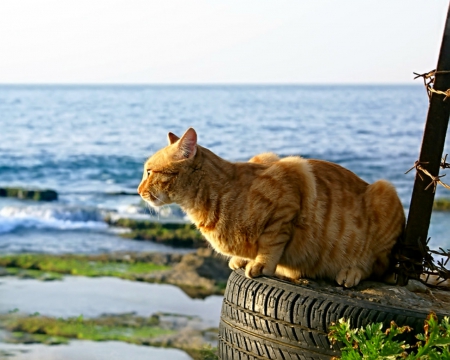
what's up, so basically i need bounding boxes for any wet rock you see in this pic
[178,248,230,283]
[106,217,205,249]
[165,327,206,348]
[0,187,58,201]
[164,248,231,298]
[100,252,183,266]
[406,279,429,293]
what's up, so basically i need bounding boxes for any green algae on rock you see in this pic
[433,198,450,211]
[106,217,206,248]
[0,187,58,201]
[1,267,63,281]
[0,253,170,280]
[0,313,172,345]
[0,313,218,360]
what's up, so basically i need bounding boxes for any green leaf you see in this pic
[328,312,450,360]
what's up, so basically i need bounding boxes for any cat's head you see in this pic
[137,127,198,208]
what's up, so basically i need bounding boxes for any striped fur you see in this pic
[138,128,405,287]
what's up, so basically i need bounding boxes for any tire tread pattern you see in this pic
[219,270,441,359]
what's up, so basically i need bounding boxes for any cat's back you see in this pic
[249,156,368,202]
[229,157,315,218]
[250,156,367,189]
[307,159,368,194]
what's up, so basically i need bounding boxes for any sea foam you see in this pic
[0,205,107,234]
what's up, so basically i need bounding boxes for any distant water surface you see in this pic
[0,85,449,251]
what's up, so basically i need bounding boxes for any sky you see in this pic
[0,0,448,84]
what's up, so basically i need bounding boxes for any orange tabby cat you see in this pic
[137,128,405,287]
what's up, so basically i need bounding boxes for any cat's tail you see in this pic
[248,152,280,164]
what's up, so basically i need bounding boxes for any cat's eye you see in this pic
[146,169,152,177]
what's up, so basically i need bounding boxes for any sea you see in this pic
[1,84,450,254]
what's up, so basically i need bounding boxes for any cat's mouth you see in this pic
[141,191,167,207]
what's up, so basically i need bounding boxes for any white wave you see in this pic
[0,205,107,234]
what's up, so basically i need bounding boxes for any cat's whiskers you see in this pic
[151,192,168,206]
[147,192,170,221]
[144,201,157,217]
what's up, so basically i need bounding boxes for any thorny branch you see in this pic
[405,155,450,192]
[401,155,450,287]
[414,69,450,100]
[397,237,450,289]
[442,154,450,169]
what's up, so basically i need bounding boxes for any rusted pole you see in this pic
[399,4,450,285]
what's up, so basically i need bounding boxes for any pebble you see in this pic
[406,279,429,293]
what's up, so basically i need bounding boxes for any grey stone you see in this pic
[406,279,429,293]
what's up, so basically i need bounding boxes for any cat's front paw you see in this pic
[229,256,248,270]
[336,268,362,288]
[244,261,275,278]
[245,261,264,278]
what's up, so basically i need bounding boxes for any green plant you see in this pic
[328,312,450,359]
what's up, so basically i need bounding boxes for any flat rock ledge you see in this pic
[148,248,231,298]
[106,248,232,298]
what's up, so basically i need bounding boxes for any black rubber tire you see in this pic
[218,269,441,360]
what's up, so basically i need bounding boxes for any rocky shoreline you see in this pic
[0,249,231,299]
[0,311,217,360]
[98,248,231,298]
[0,248,228,359]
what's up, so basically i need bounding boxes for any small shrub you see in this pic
[328,312,450,359]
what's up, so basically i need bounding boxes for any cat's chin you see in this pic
[140,192,170,208]
[144,199,163,208]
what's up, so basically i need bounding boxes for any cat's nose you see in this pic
[137,184,143,195]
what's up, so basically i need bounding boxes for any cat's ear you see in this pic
[176,128,197,159]
[167,132,180,145]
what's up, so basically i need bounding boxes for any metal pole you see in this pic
[399,4,450,285]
